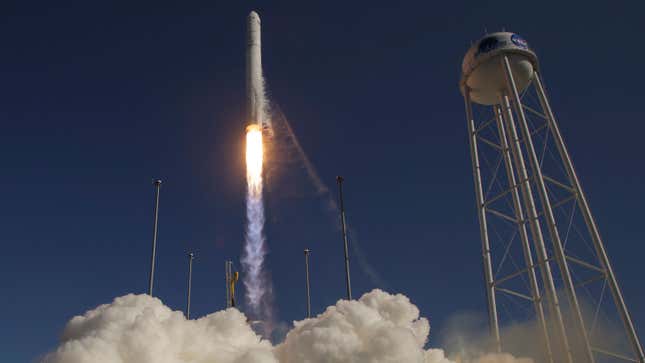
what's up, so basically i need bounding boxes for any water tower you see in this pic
[461,32,644,363]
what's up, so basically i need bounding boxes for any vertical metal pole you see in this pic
[304,249,312,318]
[534,73,645,362]
[225,261,231,308]
[502,56,594,363]
[148,179,162,296]
[494,105,554,363]
[336,176,352,300]
[186,252,194,319]
[499,90,574,363]
[464,91,501,353]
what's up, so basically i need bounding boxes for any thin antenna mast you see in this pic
[304,249,312,318]
[225,261,231,308]
[337,176,352,300]
[148,179,162,296]
[186,252,194,319]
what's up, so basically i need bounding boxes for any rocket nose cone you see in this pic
[248,11,261,23]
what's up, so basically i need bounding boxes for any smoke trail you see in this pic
[270,105,390,289]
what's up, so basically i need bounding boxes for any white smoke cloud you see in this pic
[41,290,530,363]
[42,294,276,363]
[275,289,451,363]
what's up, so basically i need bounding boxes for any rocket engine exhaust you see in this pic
[241,10,273,331]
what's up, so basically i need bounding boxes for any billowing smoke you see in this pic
[274,289,452,363]
[41,294,276,363]
[41,290,531,363]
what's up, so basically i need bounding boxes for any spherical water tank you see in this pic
[460,32,538,105]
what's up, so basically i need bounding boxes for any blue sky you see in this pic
[1,1,644,361]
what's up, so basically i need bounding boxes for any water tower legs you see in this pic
[493,104,554,363]
[465,92,501,353]
[502,56,595,363]
[500,90,574,363]
[533,73,645,363]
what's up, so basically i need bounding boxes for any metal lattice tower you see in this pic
[461,32,643,363]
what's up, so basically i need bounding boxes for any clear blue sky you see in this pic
[1,1,644,361]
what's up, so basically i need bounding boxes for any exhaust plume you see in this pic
[242,124,273,326]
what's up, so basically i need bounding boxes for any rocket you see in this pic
[246,11,265,130]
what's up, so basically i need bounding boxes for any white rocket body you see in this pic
[246,11,264,129]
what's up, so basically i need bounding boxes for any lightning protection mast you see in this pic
[148,179,162,296]
[337,176,352,300]
[186,252,194,319]
[304,248,312,318]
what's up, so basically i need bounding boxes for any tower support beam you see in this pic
[494,105,553,363]
[499,89,574,363]
[465,91,501,353]
[534,73,645,363]
[502,56,594,363]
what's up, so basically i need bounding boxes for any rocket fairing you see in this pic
[246,11,264,130]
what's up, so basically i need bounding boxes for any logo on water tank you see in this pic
[511,34,528,49]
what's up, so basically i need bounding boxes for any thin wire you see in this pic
[480,147,504,200]
[590,278,608,338]
[562,197,577,250]
[494,228,518,278]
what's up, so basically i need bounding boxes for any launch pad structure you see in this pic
[225,260,239,308]
[462,33,644,363]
